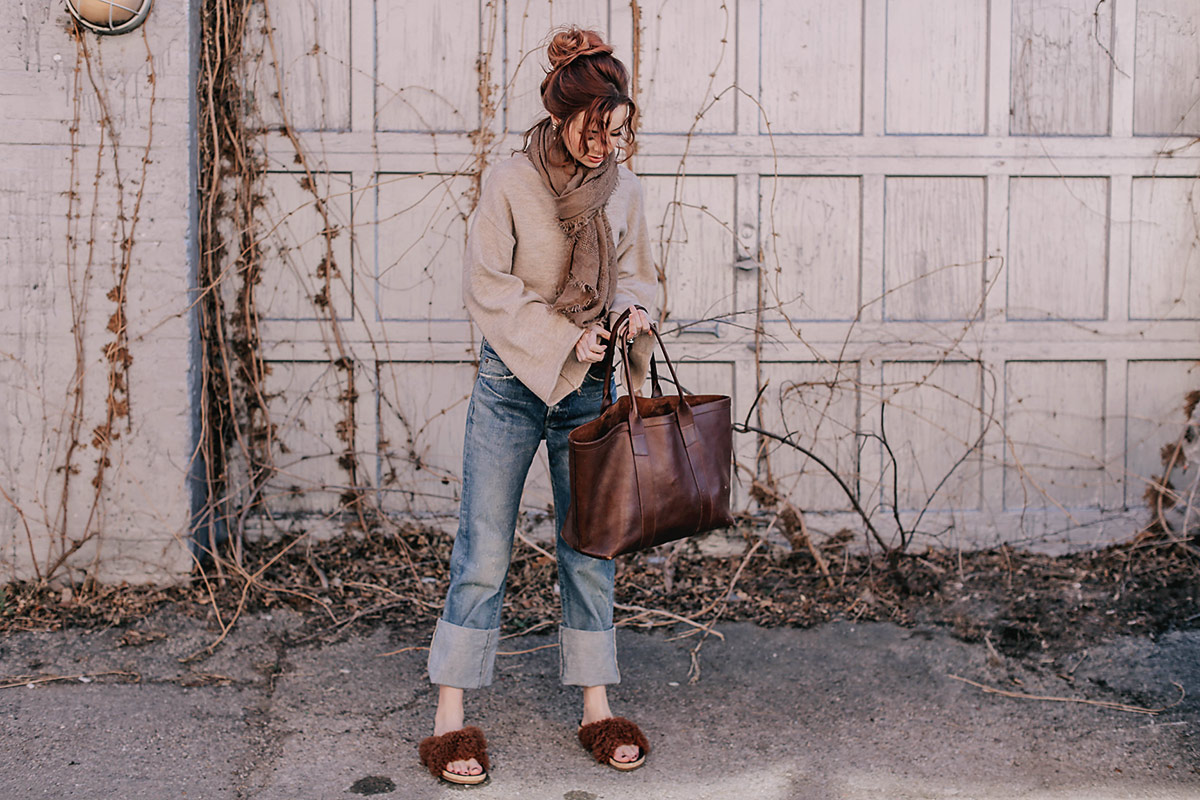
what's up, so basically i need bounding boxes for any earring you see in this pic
[551,120,559,131]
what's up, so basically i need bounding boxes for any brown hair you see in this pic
[524,27,637,163]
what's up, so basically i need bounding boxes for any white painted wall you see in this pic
[1,2,196,582]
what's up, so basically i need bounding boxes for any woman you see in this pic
[416,27,659,786]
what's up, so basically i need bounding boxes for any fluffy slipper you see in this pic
[578,716,649,771]
[418,726,490,786]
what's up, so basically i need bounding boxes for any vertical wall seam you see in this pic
[186,0,210,556]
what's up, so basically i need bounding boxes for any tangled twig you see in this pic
[948,674,1184,716]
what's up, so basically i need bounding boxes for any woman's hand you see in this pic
[615,306,653,344]
[574,324,610,363]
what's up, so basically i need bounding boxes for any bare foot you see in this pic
[434,686,483,777]
[611,742,640,763]
[433,732,482,778]
[581,686,641,763]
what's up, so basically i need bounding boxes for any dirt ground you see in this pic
[3,522,1197,670]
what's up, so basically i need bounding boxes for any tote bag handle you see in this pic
[600,308,665,408]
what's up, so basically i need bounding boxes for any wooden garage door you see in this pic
[244,0,1200,550]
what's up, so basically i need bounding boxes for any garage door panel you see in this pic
[376,0,481,132]
[886,0,988,134]
[758,361,861,513]
[1010,0,1112,136]
[656,359,734,400]
[252,0,351,131]
[1007,177,1109,321]
[760,0,863,134]
[1134,0,1200,136]
[879,361,984,512]
[258,172,355,322]
[1125,360,1200,507]
[376,174,472,322]
[262,361,357,515]
[1129,177,1200,321]
[637,0,736,134]
[884,177,986,321]
[641,175,737,325]
[377,360,476,516]
[1004,361,1107,510]
[762,176,861,322]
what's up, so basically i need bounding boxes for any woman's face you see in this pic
[558,104,629,168]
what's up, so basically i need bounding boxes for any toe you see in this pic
[613,744,639,763]
[447,758,482,776]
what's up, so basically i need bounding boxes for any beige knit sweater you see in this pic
[463,155,659,405]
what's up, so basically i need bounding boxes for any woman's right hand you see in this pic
[574,324,610,363]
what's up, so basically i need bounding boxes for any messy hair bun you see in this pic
[546,26,613,71]
[528,26,637,164]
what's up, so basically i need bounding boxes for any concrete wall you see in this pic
[1,2,196,583]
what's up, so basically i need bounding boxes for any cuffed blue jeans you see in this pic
[427,340,619,689]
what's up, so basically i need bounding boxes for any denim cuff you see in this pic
[427,618,500,689]
[559,625,620,686]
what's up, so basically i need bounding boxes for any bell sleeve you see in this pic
[607,171,660,393]
[462,171,584,404]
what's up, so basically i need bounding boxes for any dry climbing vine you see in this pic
[196,0,263,571]
[16,18,159,586]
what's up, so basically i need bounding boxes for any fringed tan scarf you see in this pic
[526,119,619,327]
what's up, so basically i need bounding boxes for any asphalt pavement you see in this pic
[1,609,1197,799]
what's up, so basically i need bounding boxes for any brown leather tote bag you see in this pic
[562,313,734,559]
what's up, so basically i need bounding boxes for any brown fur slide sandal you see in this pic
[418,726,490,786]
[577,716,649,771]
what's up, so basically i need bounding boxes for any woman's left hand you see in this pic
[614,306,653,397]
[615,306,653,345]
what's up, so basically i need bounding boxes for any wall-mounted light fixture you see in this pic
[66,0,153,35]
